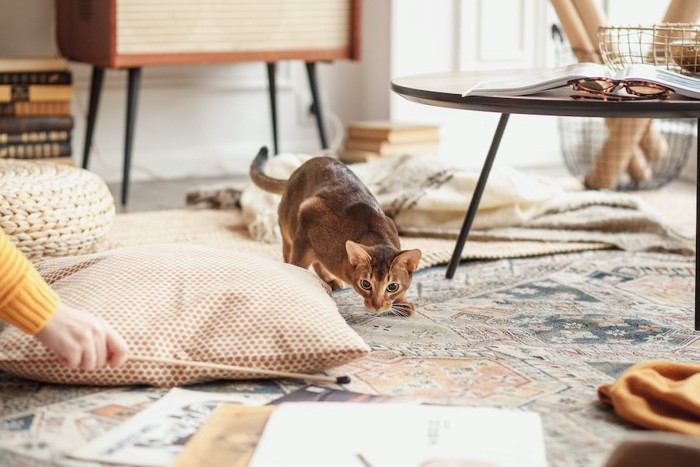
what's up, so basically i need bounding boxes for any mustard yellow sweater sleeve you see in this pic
[0,230,58,334]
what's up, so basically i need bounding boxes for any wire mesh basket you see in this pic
[599,23,700,76]
[551,24,697,190]
[559,117,694,191]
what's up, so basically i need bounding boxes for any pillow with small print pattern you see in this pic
[0,244,369,386]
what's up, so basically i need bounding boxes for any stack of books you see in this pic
[340,121,440,163]
[0,57,74,165]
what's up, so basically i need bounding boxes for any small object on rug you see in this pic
[603,432,700,467]
[598,359,700,437]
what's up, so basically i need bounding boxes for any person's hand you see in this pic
[34,303,129,370]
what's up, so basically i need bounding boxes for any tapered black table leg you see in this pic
[695,118,699,331]
[121,67,141,207]
[82,66,104,169]
[305,61,328,150]
[266,62,279,155]
[446,113,511,279]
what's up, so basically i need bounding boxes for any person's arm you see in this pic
[0,230,58,333]
[0,230,128,369]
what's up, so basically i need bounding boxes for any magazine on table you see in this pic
[462,62,700,99]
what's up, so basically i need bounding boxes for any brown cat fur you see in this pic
[250,147,422,316]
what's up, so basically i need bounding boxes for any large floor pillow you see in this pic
[0,244,369,386]
[0,159,115,260]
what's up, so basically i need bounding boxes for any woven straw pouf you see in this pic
[0,160,115,260]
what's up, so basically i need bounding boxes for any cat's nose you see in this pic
[366,299,388,312]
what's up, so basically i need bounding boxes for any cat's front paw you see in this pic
[391,302,415,317]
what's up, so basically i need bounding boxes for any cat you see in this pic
[249,147,422,316]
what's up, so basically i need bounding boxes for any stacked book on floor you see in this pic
[340,120,440,163]
[0,57,74,165]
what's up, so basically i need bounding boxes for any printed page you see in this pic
[69,388,272,467]
[248,402,548,467]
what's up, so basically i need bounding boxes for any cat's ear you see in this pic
[393,249,422,274]
[346,240,371,266]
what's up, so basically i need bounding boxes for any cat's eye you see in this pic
[387,283,399,293]
[360,280,372,290]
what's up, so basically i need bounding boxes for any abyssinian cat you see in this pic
[250,147,422,316]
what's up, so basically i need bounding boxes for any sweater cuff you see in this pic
[0,267,59,334]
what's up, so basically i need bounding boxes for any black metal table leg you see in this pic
[121,67,141,207]
[305,61,328,150]
[695,118,700,331]
[82,66,104,169]
[446,113,511,279]
[266,62,279,155]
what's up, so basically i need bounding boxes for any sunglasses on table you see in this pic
[566,77,675,101]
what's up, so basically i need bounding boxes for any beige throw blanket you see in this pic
[235,154,694,255]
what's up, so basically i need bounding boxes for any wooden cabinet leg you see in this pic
[122,67,141,207]
[266,62,279,155]
[305,61,328,150]
[82,66,104,169]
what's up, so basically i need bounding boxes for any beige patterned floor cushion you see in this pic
[0,244,369,386]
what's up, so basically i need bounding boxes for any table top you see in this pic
[391,70,700,119]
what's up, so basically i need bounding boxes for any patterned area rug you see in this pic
[1,248,697,466]
[1,199,698,465]
[333,250,698,465]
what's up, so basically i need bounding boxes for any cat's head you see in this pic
[345,240,421,314]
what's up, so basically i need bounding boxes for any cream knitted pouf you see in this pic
[0,160,115,260]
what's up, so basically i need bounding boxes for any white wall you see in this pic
[0,0,694,181]
[390,0,554,171]
[388,0,685,172]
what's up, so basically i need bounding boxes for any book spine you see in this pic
[0,102,71,116]
[0,131,70,145]
[0,71,72,85]
[0,57,67,73]
[0,116,74,133]
[0,142,72,159]
[348,129,440,144]
[0,85,73,102]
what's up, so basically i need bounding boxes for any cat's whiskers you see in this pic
[389,302,412,317]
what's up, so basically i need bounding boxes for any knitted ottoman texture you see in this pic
[0,160,115,260]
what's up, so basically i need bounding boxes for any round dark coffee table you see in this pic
[391,70,700,330]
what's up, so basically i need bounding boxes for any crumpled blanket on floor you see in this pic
[233,153,694,255]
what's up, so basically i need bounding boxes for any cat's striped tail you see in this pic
[249,146,286,195]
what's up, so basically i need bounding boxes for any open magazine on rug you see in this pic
[462,62,700,99]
